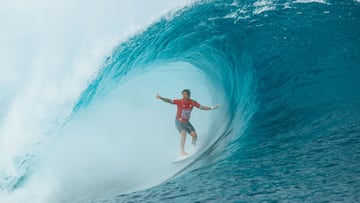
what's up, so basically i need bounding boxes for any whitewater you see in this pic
[1,0,360,202]
[1,0,203,202]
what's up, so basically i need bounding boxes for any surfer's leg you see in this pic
[190,131,197,146]
[184,122,197,146]
[180,130,188,156]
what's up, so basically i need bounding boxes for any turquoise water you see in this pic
[1,0,360,202]
[93,0,360,202]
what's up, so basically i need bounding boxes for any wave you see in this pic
[1,0,360,202]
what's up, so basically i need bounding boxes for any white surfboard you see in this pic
[172,154,194,164]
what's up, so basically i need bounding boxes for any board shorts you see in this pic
[175,119,196,134]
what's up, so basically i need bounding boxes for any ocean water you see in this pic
[1,0,360,202]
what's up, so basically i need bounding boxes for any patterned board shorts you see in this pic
[175,119,196,134]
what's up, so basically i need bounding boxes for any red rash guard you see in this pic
[173,99,201,122]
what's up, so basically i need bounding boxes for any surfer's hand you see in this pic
[156,94,161,99]
[212,104,221,110]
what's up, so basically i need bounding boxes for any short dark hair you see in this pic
[182,89,191,96]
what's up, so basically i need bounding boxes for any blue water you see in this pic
[1,0,360,202]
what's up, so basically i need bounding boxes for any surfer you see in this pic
[157,89,220,157]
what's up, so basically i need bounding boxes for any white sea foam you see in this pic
[0,0,197,202]
[294,0,327,4]
[253,0,276,15]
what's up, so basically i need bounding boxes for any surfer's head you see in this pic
[182,89,191,100]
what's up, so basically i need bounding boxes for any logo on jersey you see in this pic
[181,109,192,119]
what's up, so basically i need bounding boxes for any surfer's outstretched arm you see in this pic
[200,104,221,110]
[156,94,173,104]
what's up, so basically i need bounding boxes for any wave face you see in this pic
[94,0,360,202]
[1,0,360,202]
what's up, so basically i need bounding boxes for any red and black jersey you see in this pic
[172,99,201,122]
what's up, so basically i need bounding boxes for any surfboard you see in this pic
[172,154,194,164]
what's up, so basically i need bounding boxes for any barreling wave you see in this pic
[90,0,360,202]
[1,0,360,202]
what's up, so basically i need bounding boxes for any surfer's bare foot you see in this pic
[181,152,189,157]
